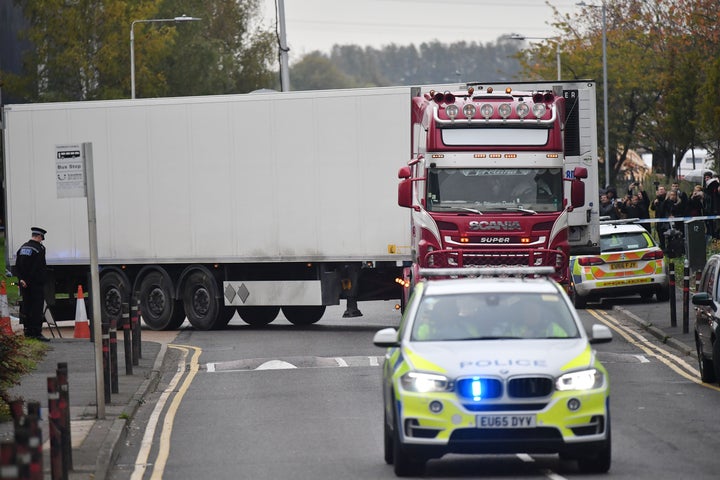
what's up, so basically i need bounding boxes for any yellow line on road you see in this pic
[131,345,189,480]
[150,344,203,480]
[587,309,720,392]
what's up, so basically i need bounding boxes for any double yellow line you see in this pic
[131,344,202,480]
[586,308,720,392]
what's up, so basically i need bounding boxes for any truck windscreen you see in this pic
[426,168,563,213]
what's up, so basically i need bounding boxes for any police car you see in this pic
[569,221,669,308]
[374,267,613,476]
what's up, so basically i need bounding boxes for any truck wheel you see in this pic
[237,306,279,326]
[100,271,131,324]
[282,306,325,325]
[656,286,670,302]
[213,307,237,330]
[139,272,184,330]
[183,271,221,331]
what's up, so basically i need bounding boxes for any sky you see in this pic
[259,0,581,62]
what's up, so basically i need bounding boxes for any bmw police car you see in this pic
[374,267,613,477]
[569,221,669,308]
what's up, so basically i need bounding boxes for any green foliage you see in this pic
[0,237,19,307]
[1,0,277,101]
[0,336,48,421]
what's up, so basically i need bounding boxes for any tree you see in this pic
[158,0,276,96]
[289,52,359,91]
[1,0,276,102]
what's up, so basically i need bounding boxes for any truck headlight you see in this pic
[555,369,604,391]
[401,372,450,393]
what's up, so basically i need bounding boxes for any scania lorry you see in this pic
[397,81,600,305]
[2,87,413,330]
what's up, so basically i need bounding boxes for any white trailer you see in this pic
[2,87,412,329]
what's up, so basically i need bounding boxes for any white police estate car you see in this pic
[374,267,613,477]
[569,222,669,308]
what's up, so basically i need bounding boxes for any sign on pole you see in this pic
[55,144,87,198]
[54,142,105,419]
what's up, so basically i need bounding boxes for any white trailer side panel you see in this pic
[3,87,412,266]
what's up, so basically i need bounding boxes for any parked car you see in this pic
[569,222,669,308]
[692,254,720,384]
[373,267,613,476]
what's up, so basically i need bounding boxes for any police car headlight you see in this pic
[555,369,603,391]
[401,372,450,393]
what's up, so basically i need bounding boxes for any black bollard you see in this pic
[102,324,111,403]
[122,303,133,375]
[56,363,72,471]
[131,300,141,365]
[13,426,30,480]
[24,403,42,480]
[0,440,19,479]
[47,377,67,480]
[8,399,24,430]
[109,318,119,394]
[669,262,676,327]
[683,260,690,334]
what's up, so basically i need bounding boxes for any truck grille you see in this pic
[424,248,567,282]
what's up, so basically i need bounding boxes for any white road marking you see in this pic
[335,357,348,367]
[256,360,297,370]
[634,354,650,363]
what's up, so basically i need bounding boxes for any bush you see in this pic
[0,335,48,421]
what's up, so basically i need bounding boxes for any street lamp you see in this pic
[577,1,609,187]
[507,33,561,81]
[130,14,201,99]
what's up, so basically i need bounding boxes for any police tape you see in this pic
[601,215,720,225]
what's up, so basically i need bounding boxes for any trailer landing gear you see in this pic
[343,298,363,318]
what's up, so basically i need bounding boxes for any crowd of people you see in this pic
[599,171,720,251]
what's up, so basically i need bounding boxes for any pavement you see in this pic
[1,318,177,480]
[0,288,699,479]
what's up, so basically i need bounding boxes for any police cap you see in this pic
[31,227,47,239]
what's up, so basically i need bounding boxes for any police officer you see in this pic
[15,227,49,341]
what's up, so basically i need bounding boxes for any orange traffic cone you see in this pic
[73,285,90,339]
[0,281,13,336]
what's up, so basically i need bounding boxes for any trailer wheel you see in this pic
[139,271,184,330]
[100,271,131,323]
[212,307,237,330]
[237,306,279,326]
[282,306,325,326]
[183,271,221,331]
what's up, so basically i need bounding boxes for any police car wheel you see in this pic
[696,336,716,383]
[656,286,670,302]
[571,288,587,309]
[392,407,426,476]
[576,421,611,473]
[384,409,393,465]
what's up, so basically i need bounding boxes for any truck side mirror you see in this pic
[398,178,413,208]
[573,166,588,179]
[570,179,585,208]
[398,166,411,179]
